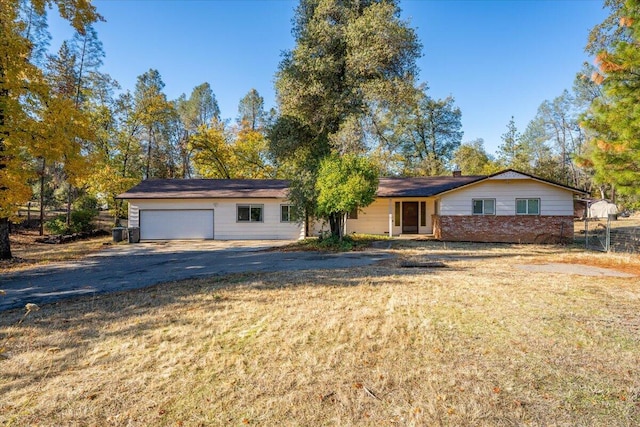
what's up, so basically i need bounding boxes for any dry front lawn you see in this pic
[1,242,639,426]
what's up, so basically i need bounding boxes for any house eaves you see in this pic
[116,179,290,199]
[432,169,589,197]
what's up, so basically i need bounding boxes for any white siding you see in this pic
[127,198,304,240]
[439,180,574,216]
[128,204,139,228]
[346,198,391,235]
[423,199,435,232]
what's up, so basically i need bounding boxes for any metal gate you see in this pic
[581,217,640,253]
[583,217,609,252]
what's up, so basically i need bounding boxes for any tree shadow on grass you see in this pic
[1,264,461,399]
[0,240,579,395]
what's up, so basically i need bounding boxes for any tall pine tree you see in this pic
[270,0,421,235]
[582,0,640,202]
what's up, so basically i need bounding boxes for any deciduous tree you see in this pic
[190,119,233,179]
[86,90,145,224]
[315,154,379,239]
[395,87,463,176]
[452,139,497,175]
[0,0,101,259]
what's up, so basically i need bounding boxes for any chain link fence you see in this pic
[578,216,640,254]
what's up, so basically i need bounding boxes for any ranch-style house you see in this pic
[117,169,587,244]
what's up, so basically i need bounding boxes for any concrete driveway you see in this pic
[0,241,390,312]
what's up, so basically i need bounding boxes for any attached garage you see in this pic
[139,209,214,240]
[118,179,305,241]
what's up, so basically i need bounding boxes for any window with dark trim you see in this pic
[420,201,427,227]
[237,204,263,222]
[516,198,540,215]
[347,206,358,220]
[472,199,495,215]
[280,205,293,222]
[394,202,401,226]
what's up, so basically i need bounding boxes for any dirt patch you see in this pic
[515,263,636,278]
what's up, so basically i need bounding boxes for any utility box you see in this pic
[112,227,125,242]
[128,227,140,243]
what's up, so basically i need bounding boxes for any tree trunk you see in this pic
[612,185,616,204]
[305,209,310,238]
[114,197,123,227]
[145,126,153,180]
[39,158,45,236]
[329,214,338,238]
[66,184,73,228]
[1,66,11,259]
[0,217,12,260]
[328,212,344,240]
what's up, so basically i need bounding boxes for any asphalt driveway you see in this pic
[0,241,390,312]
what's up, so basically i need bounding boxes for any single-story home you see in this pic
[117,169,587,243]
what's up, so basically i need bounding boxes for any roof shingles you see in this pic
[117,179,290,199]
[118,170,587,200]
[376,176,484,197]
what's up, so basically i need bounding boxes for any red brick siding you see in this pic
[433,215,574,244]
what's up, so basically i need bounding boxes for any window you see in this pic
[347,206,358,220]
[472,199,495,215]
[394,202,401,226]
[237,204,263,222]
[516,198,540,215]
[280,205,293,222]
[420,201,427,227]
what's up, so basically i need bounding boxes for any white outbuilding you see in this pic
[588,199,618,219]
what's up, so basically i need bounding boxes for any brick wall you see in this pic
[433,215,574,244]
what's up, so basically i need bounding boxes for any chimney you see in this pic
[452,170,462,177]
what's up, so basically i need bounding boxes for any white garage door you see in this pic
[140,210,214,240]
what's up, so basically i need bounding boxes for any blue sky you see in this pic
[48,0,609,156]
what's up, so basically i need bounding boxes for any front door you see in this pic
[402,202,419,234]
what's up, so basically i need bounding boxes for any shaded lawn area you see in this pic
[1,242,639,426]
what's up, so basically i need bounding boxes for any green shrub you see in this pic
[293,234,389,252]
[71,209,97,232]
[317,235,354,251]
[45,209,97,235]
[45,215,69,235]
[72,195,100,214]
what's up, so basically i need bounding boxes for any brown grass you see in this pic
[0,230,112,272]
[1,242,639,426]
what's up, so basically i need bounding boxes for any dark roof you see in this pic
[117,179,290,199]
[376,176,485,197]
[117,170,588,200]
